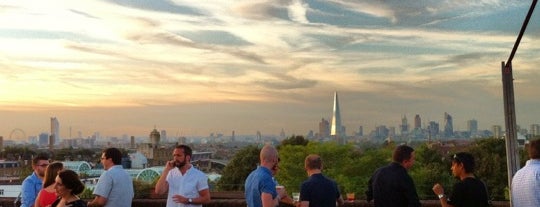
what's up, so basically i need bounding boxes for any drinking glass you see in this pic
[346,193,355,202]
[292,192,300,202]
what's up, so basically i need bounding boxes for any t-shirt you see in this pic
[300,173,340,207]
[447,177,490,207]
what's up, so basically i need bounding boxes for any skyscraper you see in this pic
[400,115,409,136]
[443,112,453,138]
[150,128,160,147]
[467,119,478,136]
[414,114,421,129]
[330,91,343,144]
[318,118,330,138]
[50,117,59,145]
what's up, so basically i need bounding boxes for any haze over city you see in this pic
[1,1,540,139]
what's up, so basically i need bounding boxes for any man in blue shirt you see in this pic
[21,154,49,207]
[88,148,134,207]
[245,145,287,207]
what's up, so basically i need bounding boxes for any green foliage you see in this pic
[279,135,309,148]
[133,179,155,198]
[409,144,453,199]
[466,138,508,200]
[216,145,260,191]
[79,187,94,199]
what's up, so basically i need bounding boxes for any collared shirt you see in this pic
[93,165,134,207]
[166,166,209,207]
[366,162,421,207]
[21,172,43,207]
[245,166,277,207]
[512,159,540,207]
[300,173,341,207]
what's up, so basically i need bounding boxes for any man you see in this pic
[88,148,134,207]
[432,152,490,207]
[21,154,50,207]
[299,154,343,207]
[366,145,421,207]
[512,139,540,207]
[155,145,211,207]
[245,144,288,207]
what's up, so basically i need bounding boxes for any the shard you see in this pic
[330,91,343,143]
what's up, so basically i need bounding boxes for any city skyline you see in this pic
[1,1,540,138]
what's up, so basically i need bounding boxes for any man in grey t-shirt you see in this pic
[88,148,134,207]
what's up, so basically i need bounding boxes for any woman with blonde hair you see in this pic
[35,162,64,207]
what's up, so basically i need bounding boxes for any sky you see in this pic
[1,0,540,140]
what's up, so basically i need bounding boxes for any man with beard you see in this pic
[155,145,211,207]
[21,153,50,207]
[88,147,134,207]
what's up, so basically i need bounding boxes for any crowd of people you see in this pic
[19,140,540,207]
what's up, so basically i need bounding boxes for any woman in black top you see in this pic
[52,169,87,207]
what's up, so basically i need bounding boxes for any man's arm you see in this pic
[88,172,111,207]
[87,195,107,207]
[261,192,279,207]
[155,162,173,195]
[21,177,36,207]
[192,189,211,204]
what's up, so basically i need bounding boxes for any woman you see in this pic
[35,162,64,207]
[51,169,87,207]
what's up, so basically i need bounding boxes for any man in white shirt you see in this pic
[155,145,211,207]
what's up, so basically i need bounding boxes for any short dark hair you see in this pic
[392,145,414,163]
[32,153,49,166]
[452,152,475,173]
[57,169,85,195]
[528,139,540,159]
[175,145,193,157]
[305,154,322,170]
[103,148,122,165]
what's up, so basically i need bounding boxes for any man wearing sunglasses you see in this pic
[432,152,490,207]
[21,153,50,207]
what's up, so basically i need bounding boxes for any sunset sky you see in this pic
[1,0,540,140]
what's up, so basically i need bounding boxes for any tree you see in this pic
[279,135,308,148]
[409,144,453,199]
[467,138,508,200]
[216,145,260,191]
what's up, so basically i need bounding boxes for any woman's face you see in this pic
[54,175,71,197]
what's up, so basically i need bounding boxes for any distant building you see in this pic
[39,133,49,147]
[318,118,330,138]
[428,121,439,138]
[492,125,502,138]
[400,115,409,136]
[51,117,60,145]
[531,124,540,137]
[330,91,344,144]
[414,114,421,129]
[467,119,478,136]
[443,112,453,138]
[160,130,167,143]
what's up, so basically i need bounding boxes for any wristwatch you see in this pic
[438,194,445,199]
[188,198,193,204]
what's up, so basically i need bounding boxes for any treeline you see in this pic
[217,136,529,201]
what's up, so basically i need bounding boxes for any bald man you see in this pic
[245,145,288,207]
